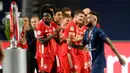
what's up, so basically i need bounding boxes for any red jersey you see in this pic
[50,21,59,27]
[64,22,90,73]
[36,20,58,57]
[36,20,58,72]
[64,21,77,40]
[75,25,88,44]
[63,21,78,72]
[75,25,88,59]
[17,30,28,49]
[58,29,67,56]
[57,28,71,73]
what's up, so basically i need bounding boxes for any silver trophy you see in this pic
[2,2,27,73]
[3,12,23,48]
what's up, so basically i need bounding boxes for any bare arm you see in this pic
[69,43,85,50]
[0,43,4,62]
[39,28,61,44]
[105,38,126,66]
[67,36,86,50]
[72,36,83,42]
[38,34,57,44]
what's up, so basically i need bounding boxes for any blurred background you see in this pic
[0,0,130,73]
[0,0,130,40]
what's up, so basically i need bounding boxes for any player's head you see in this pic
[40,4,55,18]
[53,8,63,23]
[81,15,87,26]
[30,16,39,29]
[40,4,54,25]
[42,11,53,25]
[86,11,99,27]
[60,13,72,28]
[22,16,29,25]
[83,8,91,15]
[22,16,30,31]
[73,10,85,24]
[62,7,72,16]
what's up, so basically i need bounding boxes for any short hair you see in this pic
[62,7,71,13]
[74,10,84,17]
[40,4,55,18]
[83,8,91,11]
[54,8,62,15]
[31,16,39,21]
[62,13,72,19]
[88,11,99,23]
[22,16,29,19]
[41,10,53,17]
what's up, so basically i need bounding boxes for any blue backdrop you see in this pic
[80,0,130,40]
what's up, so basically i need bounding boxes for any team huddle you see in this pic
[36,6,92,73]
[18,4,125,73]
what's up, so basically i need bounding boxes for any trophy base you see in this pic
[2,48,27,73]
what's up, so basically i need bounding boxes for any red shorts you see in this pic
[59,54,71,73]
[58,43,70,73]
[81,51,91,73]
[68,47,79,72]
[69,48,91,73]
[38,56,54,72]
[74,50,84,73]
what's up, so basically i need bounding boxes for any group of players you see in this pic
[36,7,92,73]
[17,4,125,73]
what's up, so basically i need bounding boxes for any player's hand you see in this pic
[55,28,62,34]
[118,57,126,66]
[66,39,71,45]
[19,37,26,44]
[83,47,89,52]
